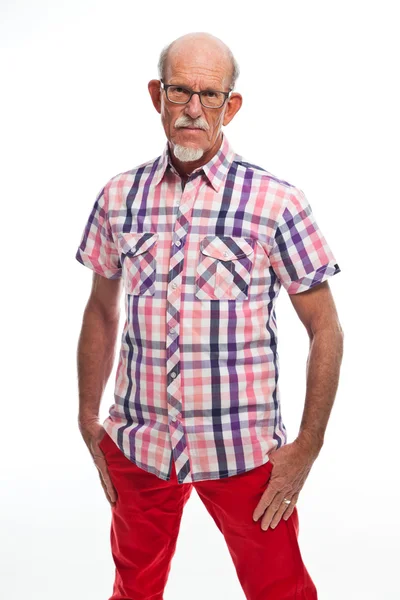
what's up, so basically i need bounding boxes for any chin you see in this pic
[173,142,205,162]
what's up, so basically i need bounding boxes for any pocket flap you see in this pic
[117,231,159,256]
[200,236,255,261]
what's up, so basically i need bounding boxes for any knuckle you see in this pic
[264,502,274,513]
[260,496,272,510]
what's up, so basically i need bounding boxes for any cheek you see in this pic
[164,106,182,130]
[210,113,223,132]
[161,104,170,120]
[161,107,174,134]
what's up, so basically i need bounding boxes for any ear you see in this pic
[148,79,162,114]
[222,93,243,126]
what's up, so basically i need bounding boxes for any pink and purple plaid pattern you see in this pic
[76,133,341,484]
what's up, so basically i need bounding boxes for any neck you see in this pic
[168,132,223,178]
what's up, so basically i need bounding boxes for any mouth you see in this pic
[181,127,203,131]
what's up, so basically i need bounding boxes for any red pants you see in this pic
[99,432,318,600]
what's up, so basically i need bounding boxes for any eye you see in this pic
[204,91,217,97]
[172,86,191,94]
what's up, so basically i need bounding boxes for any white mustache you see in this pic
[175,118,209,130]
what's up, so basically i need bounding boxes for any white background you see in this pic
[1,1,399,599]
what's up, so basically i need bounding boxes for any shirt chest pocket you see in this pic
[116,231,158,296]
[195,235,256,300]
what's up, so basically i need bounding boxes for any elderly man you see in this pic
[76,31,343,600]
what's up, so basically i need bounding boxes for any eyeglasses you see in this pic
[160,79,232,109]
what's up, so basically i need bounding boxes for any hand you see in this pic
[252,439,318,531]
[79,419,118,507]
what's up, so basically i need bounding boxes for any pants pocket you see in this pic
[98,431,109,453]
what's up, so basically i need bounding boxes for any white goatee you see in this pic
[173,144,204,162]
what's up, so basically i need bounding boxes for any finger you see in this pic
[98,470,112,504]
[253,481,280,522]
[94,454,118,505]
[260,491,292,530]
[98,471,117,507]
[98,468,118,506]
[270,499,293,529]
[99,466,118,504]
[282,491,299,520]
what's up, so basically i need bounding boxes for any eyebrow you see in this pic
[170,82,220,91]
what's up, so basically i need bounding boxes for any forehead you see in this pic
[165,45,231,88]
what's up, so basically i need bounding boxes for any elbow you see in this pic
[308,320,344,344]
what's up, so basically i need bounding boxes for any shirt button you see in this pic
[172,282,177,289]
[223,251,229,256]
[175,240,181,246]
[170,327,175,334]
[171,371,177,378]
[172,416,177,422]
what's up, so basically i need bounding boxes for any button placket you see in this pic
[165,175,202,483]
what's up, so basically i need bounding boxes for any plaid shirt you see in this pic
[76,132,341,484]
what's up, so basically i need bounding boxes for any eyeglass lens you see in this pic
[167,86,225,108]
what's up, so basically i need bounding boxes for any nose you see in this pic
[184,92,203,119]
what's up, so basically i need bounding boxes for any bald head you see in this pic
[158,32,240,91]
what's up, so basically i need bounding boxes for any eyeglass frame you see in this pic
[160,78,233,109]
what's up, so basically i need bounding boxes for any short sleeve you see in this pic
[269,187,341,294]
[75,183,122,279]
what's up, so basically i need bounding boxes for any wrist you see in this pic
[295,431,324,457]
[78,415,100,429]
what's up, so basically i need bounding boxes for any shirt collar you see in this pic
[151,131,237,193]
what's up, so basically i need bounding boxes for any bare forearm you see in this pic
[77,304,119,429]
[296,328,344,456]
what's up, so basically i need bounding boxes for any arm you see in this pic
[290,280,344,456]
[77,273,123,431]
[76,273,123,506]
[253,280,344,529]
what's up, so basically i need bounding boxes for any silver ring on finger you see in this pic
[283,498,291,505]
